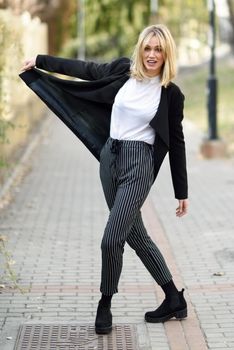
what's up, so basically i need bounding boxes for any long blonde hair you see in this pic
[130,24,177,87]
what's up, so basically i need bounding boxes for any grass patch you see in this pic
[176,56,234,153]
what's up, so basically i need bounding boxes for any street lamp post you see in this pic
[150,0,158,24]
[200,0,226,157]
[207,0,218,140]
[77,0,85,60]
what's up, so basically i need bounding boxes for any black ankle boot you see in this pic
[95,301,112,334]
[145,289,187,323]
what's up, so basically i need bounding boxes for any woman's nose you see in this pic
[149,50,156,57]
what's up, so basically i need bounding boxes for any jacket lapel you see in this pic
[149,87,169,149]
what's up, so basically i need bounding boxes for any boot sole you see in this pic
[145,307,187,323]
[95,325,112,334]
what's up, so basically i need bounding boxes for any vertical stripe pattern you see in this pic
[99,137,172,295]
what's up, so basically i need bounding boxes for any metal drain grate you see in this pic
[14,324,139,350]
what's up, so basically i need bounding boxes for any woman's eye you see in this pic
[144,47,162,53]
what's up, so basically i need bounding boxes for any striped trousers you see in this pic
[99,137,172,295]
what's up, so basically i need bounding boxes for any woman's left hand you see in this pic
[176,199,188,217]
[21,57,36,72]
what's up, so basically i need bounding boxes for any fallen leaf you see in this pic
[213,271,225,276]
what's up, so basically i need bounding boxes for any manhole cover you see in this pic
[14,324,139,350]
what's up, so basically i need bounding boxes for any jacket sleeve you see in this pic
[168,87,188,200]
[35,55,129,81]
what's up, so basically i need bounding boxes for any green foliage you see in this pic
[176,57,234,153]
[61,0,149,60]
[0,235,27,293]
[158,0,208,46]
[0,120,15,145]
[60,0,209,60]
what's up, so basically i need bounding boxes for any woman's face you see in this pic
[142,35,165,77]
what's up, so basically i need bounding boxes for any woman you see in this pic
[21,24,188,335]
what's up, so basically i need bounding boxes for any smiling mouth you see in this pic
[147,60,157,64]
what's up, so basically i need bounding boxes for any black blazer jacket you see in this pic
[19,55,188,199]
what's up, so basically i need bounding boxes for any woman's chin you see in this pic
[146,69,159,77]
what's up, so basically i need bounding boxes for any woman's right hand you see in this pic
[21,57,36,72]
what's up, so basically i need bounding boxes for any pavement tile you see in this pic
[0,116,234,349]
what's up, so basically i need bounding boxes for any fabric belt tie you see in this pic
[110,139,120,154]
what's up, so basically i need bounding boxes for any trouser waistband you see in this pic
[107,137,153,153]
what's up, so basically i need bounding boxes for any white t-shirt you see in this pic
[110,75,162,145]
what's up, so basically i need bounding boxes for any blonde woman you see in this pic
[21,24,188,334]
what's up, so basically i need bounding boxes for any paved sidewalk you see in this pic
[0,114,233,350]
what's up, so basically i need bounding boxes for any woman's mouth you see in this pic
[147,60,157,65]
